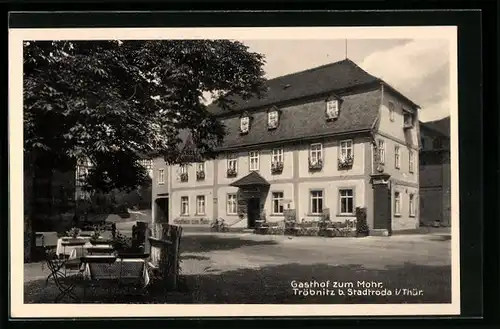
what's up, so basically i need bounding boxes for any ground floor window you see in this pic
[394,191,401,216]
[181,196,189,216]
[339,189,354,214]
[227,193,237,215]
[196,195,205,215]
[310,190,323,214]
[272,192,284,215]
[409,194,415,217]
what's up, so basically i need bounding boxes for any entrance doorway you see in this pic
[154,197,169,223]
[247,198,260,229]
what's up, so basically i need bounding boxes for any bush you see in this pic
[355,207,369,237]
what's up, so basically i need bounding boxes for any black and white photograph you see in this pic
[10,25,459,317]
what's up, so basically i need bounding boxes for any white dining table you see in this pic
[56,237,113,260]
[56,237,90,257]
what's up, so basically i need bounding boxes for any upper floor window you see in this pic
[240,116,250,134]
[403,110,414,129]
[179,165,188,182]
[388,101,395,121]
[377,139,385,164]
[326,99,339,120]
[268,109,279,129]
[394,145,401,169]
[227,154,238,178]
[309,143,323,164]
[271,148,284,164]
[249,151,260,171]
[196,162,205,180]
[157,169,165,185]
[409,151,415,173]
[196,162,205,173]
[339,140,353,160]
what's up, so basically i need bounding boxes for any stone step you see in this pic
[370,229,389,237]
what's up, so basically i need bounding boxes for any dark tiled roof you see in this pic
[217,88,381,150]
[230,171,270,187]
[420,116,450,137]
[207,58,380,115]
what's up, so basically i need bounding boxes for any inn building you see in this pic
[151,59,421,234]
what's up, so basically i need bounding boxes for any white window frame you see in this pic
[268,110,279,128]
[180,165,188,175]
[394,145,401,169]
[378,139,385,164]
[271,148,284,164]
[227,193,238,215]
[271,192,284,215]
[227,155,238,171]
[388,101,395,121]
[409,194,416,217]
[196,162,205,173]
[409,151,415,173]
[249,151,260,171]
[339,189,354,215]
[403,110,414,127]
[339,140,353,160]
[309,143,323,164]
[240,116,250,133]
[326,99,339,119]
[310,190,324,215]
[158,169,165,185]
[394,192,401,216]
[196,195,206,215]
[180,196,189,216]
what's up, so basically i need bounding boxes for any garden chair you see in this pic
[44,248,84,303]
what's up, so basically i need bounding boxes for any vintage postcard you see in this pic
[10,24,459,317]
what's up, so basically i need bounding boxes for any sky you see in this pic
[241,39,450,122]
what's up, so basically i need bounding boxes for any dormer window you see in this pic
[268,108,279,129]
[240,116,250,134]
[326,99,339,120]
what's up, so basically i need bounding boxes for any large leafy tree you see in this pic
[24,40,266,231]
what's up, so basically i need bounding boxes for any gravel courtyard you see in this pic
[178,232,452,304]
[24,232,452,304]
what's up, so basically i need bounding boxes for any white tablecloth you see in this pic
[82,258,150,287]
[56,237,113,259]
[56,237,90,257]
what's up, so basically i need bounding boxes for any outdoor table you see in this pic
[56,237,90,259]
[85,245,115,255]
[80,255,151,301]
[82,256,150,286]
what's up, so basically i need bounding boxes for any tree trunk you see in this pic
[25,153,55,261]
[32,154,55,231]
